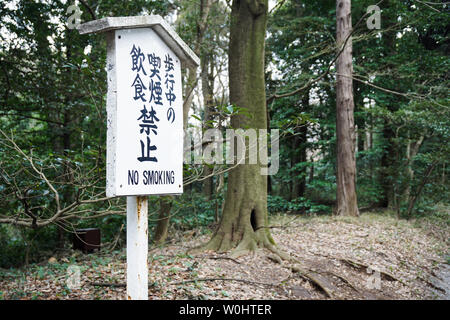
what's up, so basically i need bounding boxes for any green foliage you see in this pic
[0,224,59,268]
[0,225,26,268]
[0,0,177,267]
[266,0,449,218]
[268,195,331,214]
[0,0,448,269]
[170,193,219,230]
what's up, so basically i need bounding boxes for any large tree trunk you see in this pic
[335,0,359,216]
[203,0,274,255]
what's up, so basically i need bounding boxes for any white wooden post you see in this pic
[77,16,199,301]
[126,196,148,300]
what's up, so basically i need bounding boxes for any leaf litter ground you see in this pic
[0,212,448,300]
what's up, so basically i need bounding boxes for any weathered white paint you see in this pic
[105,31,117,196]
[111,27,183,197]
[77,15,199,68]
[78,16,198,197]
[126,196,148,300]
[77,15,199,301]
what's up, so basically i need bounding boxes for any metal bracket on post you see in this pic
[126,196,148,300]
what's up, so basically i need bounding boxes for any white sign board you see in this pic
[107,27,183,196]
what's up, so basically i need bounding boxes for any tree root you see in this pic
[264,245,334,298]
[91,282,126,288]
[340,258,402,283]
[91,277,280,289]
[170,277,280,288]
[207,255,241,264]
[193,238,336,298]
[417,275,447,293]
[321,270,360,293]
[267,254,282,264]
[189,231,343,298]
[264,243,294,262]
[295,270,334,298]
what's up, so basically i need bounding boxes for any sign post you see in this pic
[78,16,199,300]
[126,196,148,299]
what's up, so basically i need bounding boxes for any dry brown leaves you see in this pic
[0,212,448,300]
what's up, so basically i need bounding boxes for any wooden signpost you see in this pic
[77,16,199,300]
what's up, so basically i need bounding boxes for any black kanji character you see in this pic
[149,79,163,105]
[165,73,175,91]
[165,91,176,106]
[131,73,147,102]
[137,136,157,162]
[167,107,175,124]
[130,45,147,75]
[138,105,159,135]
[148,53,161,80]
[164,54,174,72]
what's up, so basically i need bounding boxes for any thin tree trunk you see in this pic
[182,0,213,130]
[153,197,172,244]
[183,67,197,130]
[291,124,307,200]
[179,0,214,235]
[215,173,224,222]
[406,160,437,217]
[291,93,308,201]
[309,155,314,184]
[290,134,300,200]
[202,53,215,199]
[442,163,446,185]
[58,28,76,248]
[401,135,424,203]
[335,0,359,216]
[377,0,398,209]
[379,124,396,207]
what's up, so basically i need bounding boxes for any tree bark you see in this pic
[335,0,359,216]
[291,93,308,201]
[203,0,274,255]
[379,124,396,207]
[377,0,398,208]
[201,52,215,199]
[291,125,307,200]
[401,135,424,204]
[182,0,213,130]
[153,197,172,245]
[58,28,76,248]
[405,160,437,218]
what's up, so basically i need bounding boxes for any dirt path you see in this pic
[429,260,450,299]
[0,212,448,300]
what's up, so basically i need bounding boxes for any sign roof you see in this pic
[77,15,200,68]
